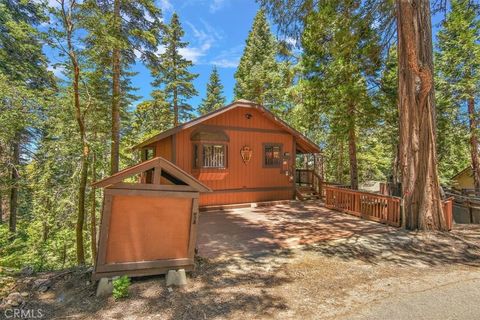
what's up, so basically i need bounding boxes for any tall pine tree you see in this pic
[234,9,288,114]
[151,13,198,126]
[82,0,163,174]
[0,0,52,233]
[199,66,226,115]
[301,0,381,189]
[436,0,480,189]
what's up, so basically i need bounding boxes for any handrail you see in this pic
[326,186,454,229]
[324,185,401,227]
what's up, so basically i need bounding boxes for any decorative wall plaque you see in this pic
[240,145,252,164]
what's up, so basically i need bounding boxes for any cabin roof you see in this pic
[451,166,472,181]
[92,156,212,192]
[131,100,321,154]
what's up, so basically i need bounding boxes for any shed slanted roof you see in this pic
[132,100,321,154]
[92,157,212,192]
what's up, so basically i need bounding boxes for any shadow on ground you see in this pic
[199,201,480,267]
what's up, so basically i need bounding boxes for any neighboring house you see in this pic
[132,99,321,207]
[451,167,474,190]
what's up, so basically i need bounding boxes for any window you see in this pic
[193,143,227,169]
[264,144,282,167]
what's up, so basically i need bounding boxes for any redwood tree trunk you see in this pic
[9,137,20,233]
[348,104,359,190]
[397,0,446,230]
[468,97,480,191]
[110,0,121,174]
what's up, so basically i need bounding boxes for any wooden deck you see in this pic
[197,201,395,259]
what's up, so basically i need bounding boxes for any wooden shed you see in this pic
[132,99,322,207]
[92,157,211,280]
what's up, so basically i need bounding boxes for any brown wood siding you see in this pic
[105,195,192,263]
[199,190,294,206]
[146,137,173,184]
[168,107,295,206]
[155,136,173,161]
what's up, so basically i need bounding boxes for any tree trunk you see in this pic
[337,139,344,184]
[348,104,359,190]
[396,0,446,230]
[110,0,121,174]
[468,97,480,191]
[63,0,88,264]
[9,135,20,233]
[173,90,179,126]
[90,151,97,264]
[0,191,3,224]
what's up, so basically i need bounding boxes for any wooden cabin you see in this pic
[132,100,322,207]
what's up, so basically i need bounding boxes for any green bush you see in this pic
[112,276,131,300]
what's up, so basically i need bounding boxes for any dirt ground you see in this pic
[1,203,480,320]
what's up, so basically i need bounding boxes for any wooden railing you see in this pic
[326,186,455,229]
[295,169,351,199]
[442,197,454,230]
[295,169,323,196]
[324,186,401,227]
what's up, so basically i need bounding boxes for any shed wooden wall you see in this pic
[146,107,296,206]
[105,195,192,263]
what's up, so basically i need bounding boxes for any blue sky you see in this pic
[132,0,261,108]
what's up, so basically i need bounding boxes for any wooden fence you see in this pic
[325,186,401,227]
[325,186,454,229]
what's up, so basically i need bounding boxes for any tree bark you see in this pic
[9,136,20,233]
[468,97,480,191]
[348,104,359,190]
[90,151,97,264]
[337,139,344,184]
[0,191,3,224]
[396,0,446,230]
[61,0,88,264]
[173,89,178,126]
[110,0,121,174]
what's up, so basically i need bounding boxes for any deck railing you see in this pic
[325,186,454,229]
[324,186,401,227]
[295,169,350,198]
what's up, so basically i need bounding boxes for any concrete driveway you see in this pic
[197,201,394,259]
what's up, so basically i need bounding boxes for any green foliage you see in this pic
[199,66,226,115]
[150,13,198,124]
[113,276,131,300]
[435,0,480,184]
[234,9,293,116]
[299,0,382,184]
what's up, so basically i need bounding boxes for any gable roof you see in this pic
[451,166,472,181]
[132,99,321,154]
[92,156,212,192]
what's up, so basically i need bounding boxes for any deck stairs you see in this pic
[295,186,321,200]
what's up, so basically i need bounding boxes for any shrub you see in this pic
[112,275,130,300]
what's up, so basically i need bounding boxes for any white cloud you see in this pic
[158,0,173,12]
[209,0,227,13]
[48,64,65,78]
[209,45,243,68]
[179,47,205,63]
[177,20,223,64]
